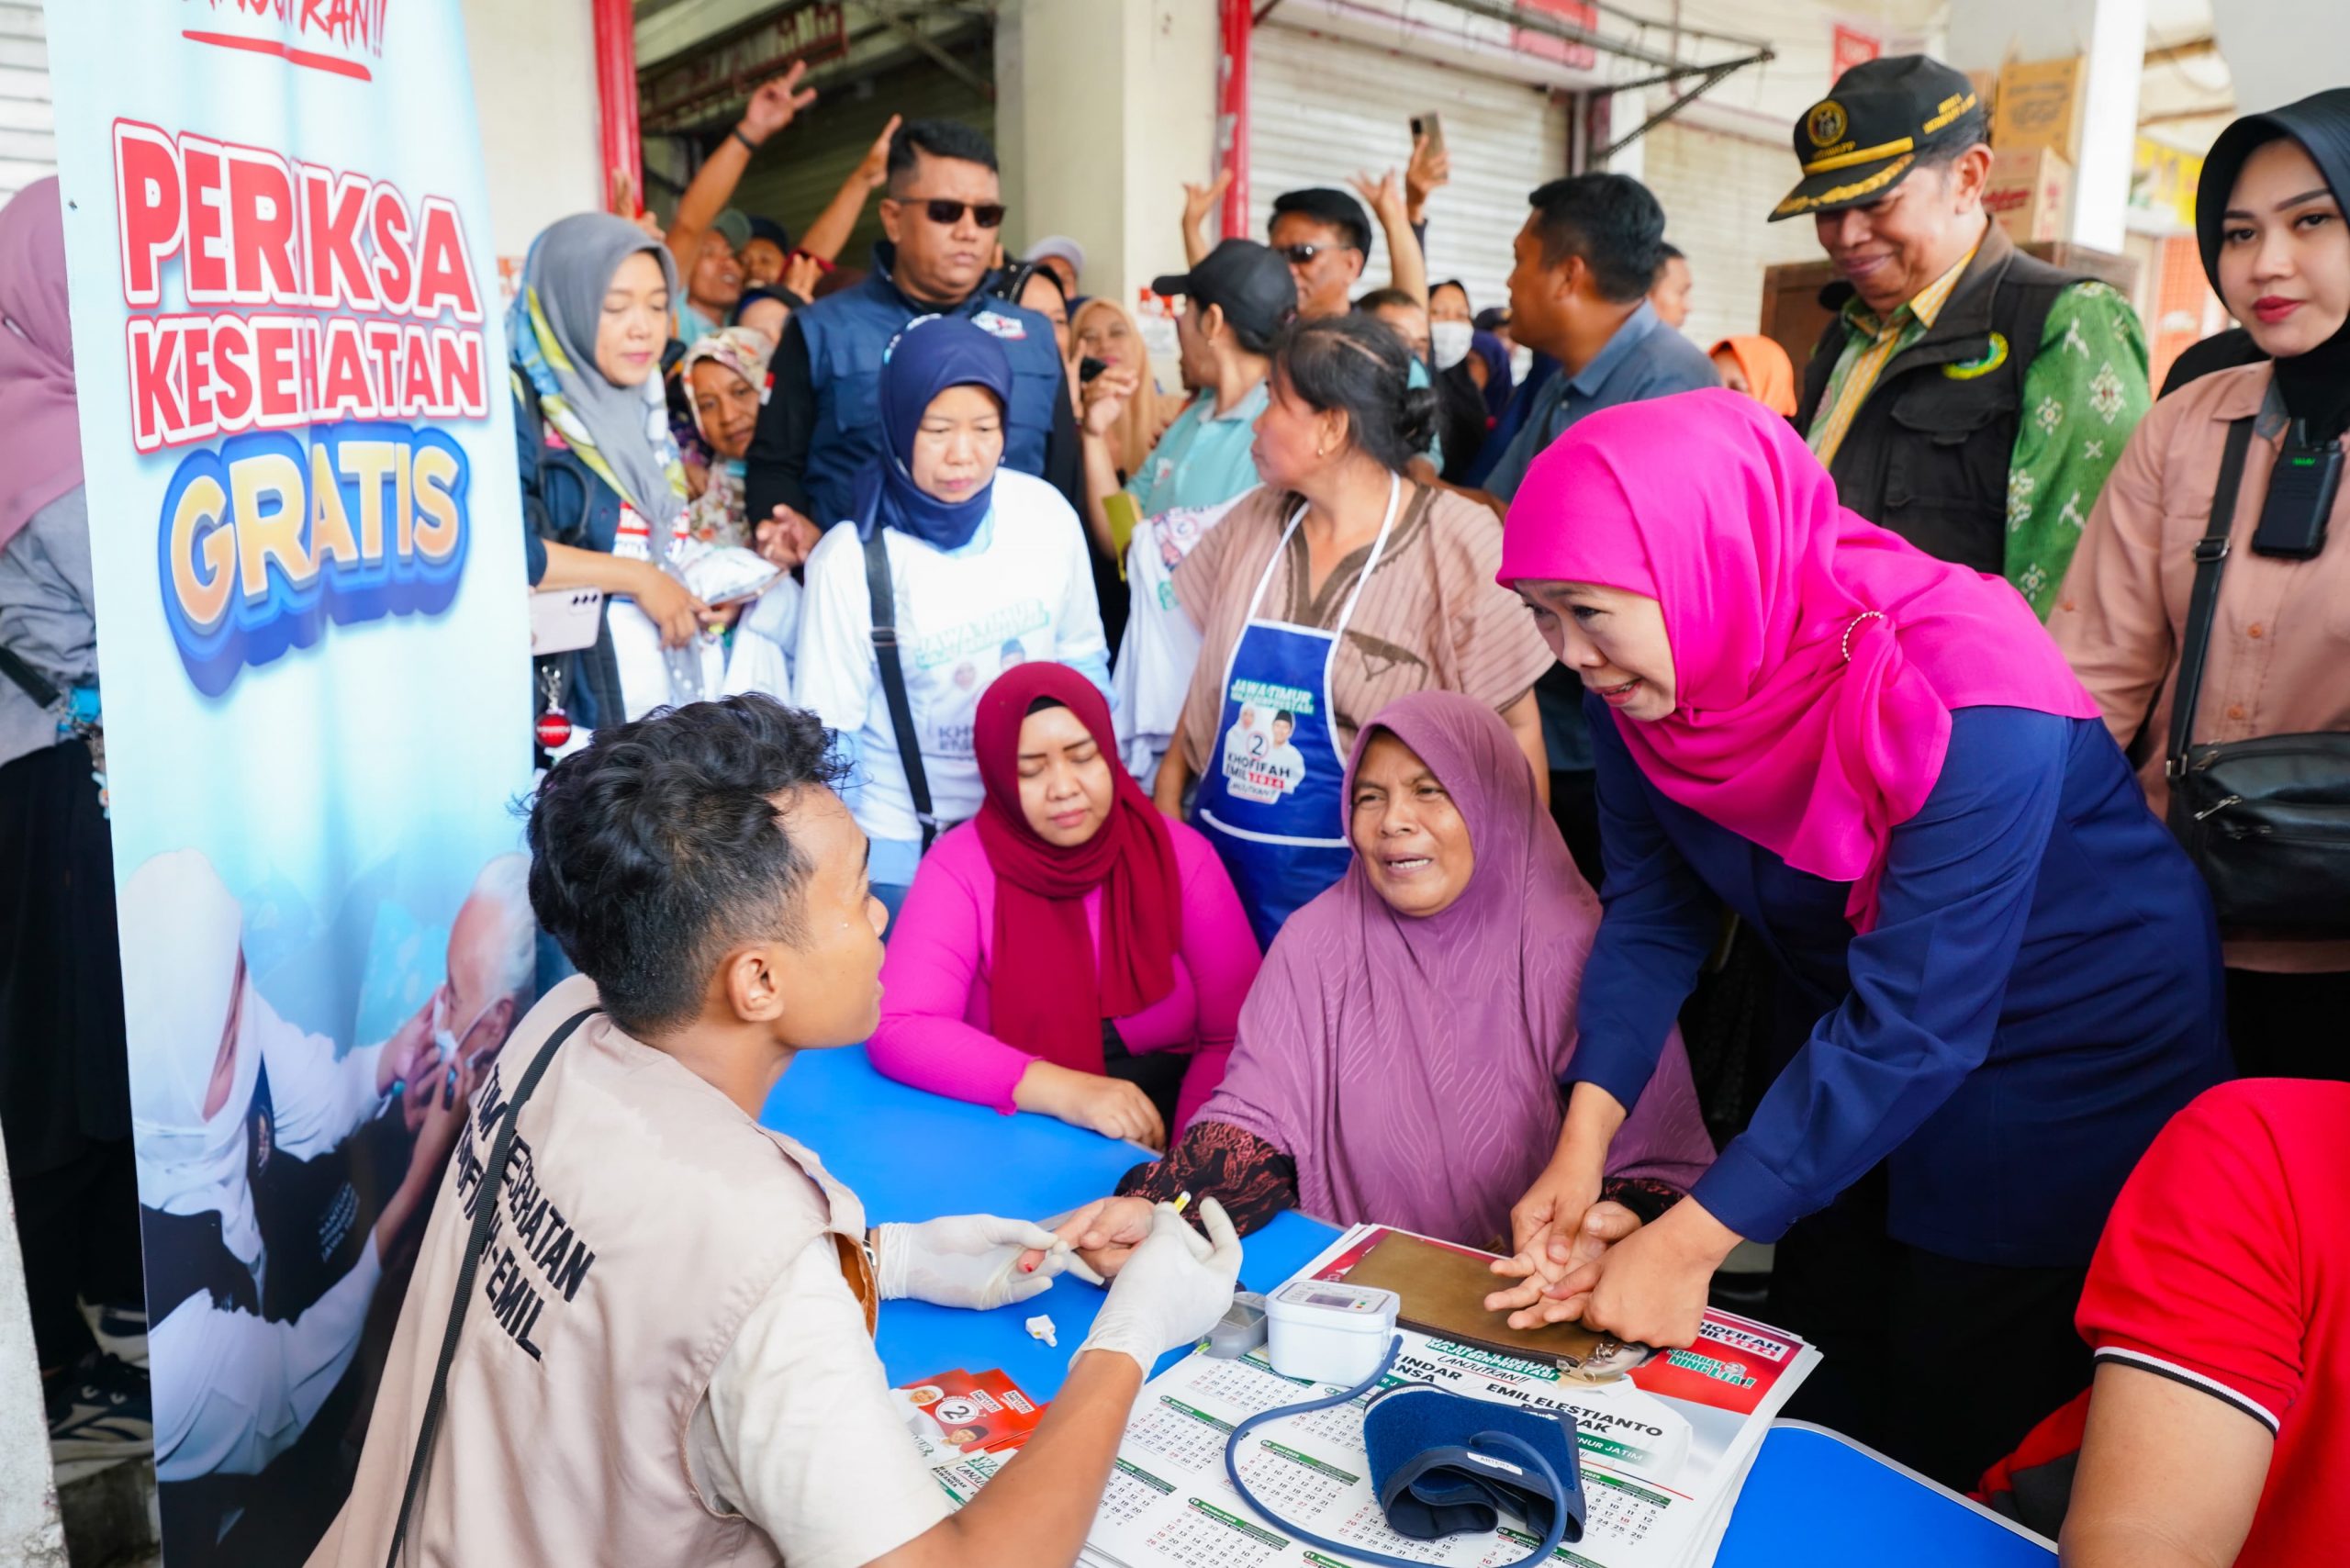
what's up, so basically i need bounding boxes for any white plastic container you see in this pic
[1265,1279,1399,1387]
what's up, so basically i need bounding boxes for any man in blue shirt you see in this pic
[1460,174,1720,884]
[1474,176,1719,501]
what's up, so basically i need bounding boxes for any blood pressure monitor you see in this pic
[1265,1279,1401,1386]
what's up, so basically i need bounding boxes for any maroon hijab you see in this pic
[973,663,1182,1074]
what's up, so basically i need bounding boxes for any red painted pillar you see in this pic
[1218,0,1251,241]
[593,0,643,215]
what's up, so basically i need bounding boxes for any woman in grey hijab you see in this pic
[513,213,718,737]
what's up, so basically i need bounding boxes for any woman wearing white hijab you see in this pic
[128,850,464,1491]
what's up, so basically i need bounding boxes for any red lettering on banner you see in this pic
[114,122,183,306]
[127,319,185,453]
[299,165,377,309]
[363,322,405,413]
[367,185,414,313]
[410,199,482,322]
[225,148,300,302]
[183,324,218,431]
[400,325,439,414]
[211,315,256,431]
[182,137,231,301]
[318,318,372,417]
[432,329,486,417]
[105,120,497,450]
[253,318,305,428]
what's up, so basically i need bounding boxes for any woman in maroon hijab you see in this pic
[869,663,1261,1146]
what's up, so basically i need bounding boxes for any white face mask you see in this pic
[1430,319,1474,371]
[431,987,500,1089]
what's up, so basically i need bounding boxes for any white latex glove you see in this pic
[1076,1198,1243,1375]
[873,1215,1075,1311]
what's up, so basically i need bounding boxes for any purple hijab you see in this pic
[0,177,81,554]
[1196,690,1714,1248]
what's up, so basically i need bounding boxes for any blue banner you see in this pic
[42,1,534,1558]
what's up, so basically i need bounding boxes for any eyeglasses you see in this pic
[1278,242,1354,265]
[895,196,1007,229]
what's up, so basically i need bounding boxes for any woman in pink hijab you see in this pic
[1488,387,2228,1491]
[1047,689,1715,1260]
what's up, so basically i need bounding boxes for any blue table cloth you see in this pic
[762,1045,2054,1565]
[760,1042,1334,1397]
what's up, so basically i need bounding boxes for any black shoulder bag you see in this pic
[2165,416,2350,935]
[384,1006,597,1568]
[862,527,945,853]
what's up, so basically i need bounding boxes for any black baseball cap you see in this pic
[1151,240,1300,351]
[1770,54,1986,221]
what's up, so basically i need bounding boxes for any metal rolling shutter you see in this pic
[0,3,51,205]
[1641,118,1826,350]
[1248,18,1568,320]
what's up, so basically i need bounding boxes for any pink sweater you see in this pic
[870,819,1260,1130]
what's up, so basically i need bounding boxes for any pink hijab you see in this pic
[0,178,82,554]
[1194,690,1714,1249]
[1498,388,2098,931]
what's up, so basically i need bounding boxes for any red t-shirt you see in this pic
[2076,1079,2349,1564]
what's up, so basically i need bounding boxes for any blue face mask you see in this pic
[1225,1337,1586,1567]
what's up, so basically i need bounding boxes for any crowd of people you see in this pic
[5,42,2349,1568]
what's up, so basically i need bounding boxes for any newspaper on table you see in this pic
[1071,1222,1818,1568]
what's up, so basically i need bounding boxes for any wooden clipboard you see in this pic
[1339,1230,1652,1381]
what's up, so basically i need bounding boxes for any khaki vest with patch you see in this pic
[307,975,875,1568]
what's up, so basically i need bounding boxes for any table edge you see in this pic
[1766,1420,2058,1551]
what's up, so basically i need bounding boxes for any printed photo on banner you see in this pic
[41,1,534,1562]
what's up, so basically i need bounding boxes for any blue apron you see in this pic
[1195,476,1402,947]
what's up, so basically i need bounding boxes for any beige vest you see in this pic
[307,975,876,1568]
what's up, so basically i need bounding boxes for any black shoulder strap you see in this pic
[385,1006,598,1568]
[0,645,59,711]
[2167,416,2258,773]
[862,527,938,853]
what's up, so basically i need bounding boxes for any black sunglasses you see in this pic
[1278,241,1354,265]
[897,196,1007,230]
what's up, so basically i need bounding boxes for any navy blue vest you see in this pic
[796,245,1064,529]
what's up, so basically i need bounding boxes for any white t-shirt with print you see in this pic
[1113,488,1252,784]
[794,468,1108,846]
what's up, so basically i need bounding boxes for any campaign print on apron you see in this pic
[1195,475,1402,947]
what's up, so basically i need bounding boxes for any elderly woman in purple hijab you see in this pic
[1050,689,1713,1269]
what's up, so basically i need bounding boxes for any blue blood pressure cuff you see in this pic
[1364,1384,1585,1544]
[1225,1337,1584,1568]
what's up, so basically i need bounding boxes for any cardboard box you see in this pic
[1967,68,1999,139]
[1986,146,2074,243]
[1994,56,2083,160]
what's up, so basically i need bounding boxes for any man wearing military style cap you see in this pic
[1775,54,2150,616]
